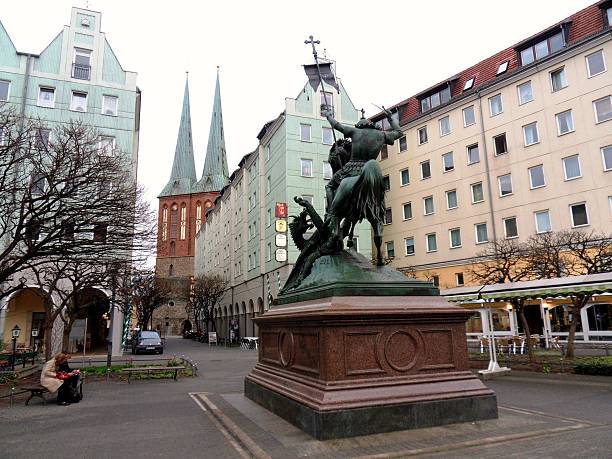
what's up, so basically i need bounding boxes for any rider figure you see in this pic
[324,108,403,211]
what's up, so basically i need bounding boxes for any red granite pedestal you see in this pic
[244,295,497,440]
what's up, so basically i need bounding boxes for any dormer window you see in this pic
[463,77,475,91]
[420,85,451,113]
[496,61,509,75]
[519,31,564,66]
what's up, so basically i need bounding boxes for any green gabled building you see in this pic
[0,7,139,355]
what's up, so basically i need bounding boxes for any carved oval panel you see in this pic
[278,331,294,367]
[384,330,420,372]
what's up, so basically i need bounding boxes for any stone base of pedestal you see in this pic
[245,377,497,440]
[244,291,498,439]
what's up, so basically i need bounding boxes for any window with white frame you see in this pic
[609,196,612,214]
[593,96,612,123]
[550,67,567,92]
[602,146,612,171]
[439,116,451,136]
[405,237,415,255]
[556,110,574,135]
[535,210,551,233]
[467,143,480,164]
[384,207,393,225]
[398,136,407,152]
[503,217,518,238]
[423,196,434,215]
[70,91,87,112]
[417,126,428,145]
[442,152,454,172]
[400,168,409,186]
[498,174,513,197]
[463,77,475,91]
[563,155,581,180]
[529,164,545,189]
[570,202,589,227]
[30,169,47,196]
[38,87,55,108]
[420,86,451,112]
[102,95,118,116]
[35,129,50,150]
[520,31,564,65]
[385,241,395,258]
[494,133,508,155]
[471,182,484,203]
[402,202,412,220]
[475,222,488,244]
[420,160,431,179]
[446,189,458,209]
[98,136,114,156]
[322,127,333,145]
[300,123,311,142]
[523,122,539,146]
[517,81,533,105]
[426,233,437,252]
[463,105,475,126]
[489,94,503,116]
[300,158,313,177]
[0,80,10,101]
[323,161,333,180]
[586,50,606,77]
[449,228,461,248]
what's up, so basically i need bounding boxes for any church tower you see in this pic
[155,71,229,334]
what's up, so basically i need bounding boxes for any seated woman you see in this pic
[40,352,81,406]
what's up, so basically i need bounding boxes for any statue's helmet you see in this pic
[355,118,378,129]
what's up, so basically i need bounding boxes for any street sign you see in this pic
[208,332,217,345]
[275,248,287,262]
[276,202,288,218]
[275,219,287,233]
[275,233,287,247]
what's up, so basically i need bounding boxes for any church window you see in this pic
[170,204,178,239]
[169,263,174,276]
[195,202,202,233]
[161,206,168,241]
[180,204,187,240]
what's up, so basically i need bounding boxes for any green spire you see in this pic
[159,74,197,197]
[197,68,229,192]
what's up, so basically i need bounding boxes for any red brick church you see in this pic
[154,71,229,335]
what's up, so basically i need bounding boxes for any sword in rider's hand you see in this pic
[304,35,337,144]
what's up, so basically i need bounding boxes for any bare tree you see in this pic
[468,239,536,361]
[130,270,172,331]
[187,274,228,334]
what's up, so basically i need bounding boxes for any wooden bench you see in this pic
[122,366,186,384]
[22,385,49,405]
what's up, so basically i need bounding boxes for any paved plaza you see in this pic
[1,337,611,458]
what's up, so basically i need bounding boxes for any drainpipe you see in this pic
[19,55,32,119]
[475,91,498,244]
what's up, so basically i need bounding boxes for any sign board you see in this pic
[208,332,217,344]
[31,329,39,337]
[275,219,287,233]
[275,248,288,262]
[275,233,287,247]
[275,202,288,218]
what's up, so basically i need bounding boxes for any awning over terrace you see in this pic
[442,272,612,303]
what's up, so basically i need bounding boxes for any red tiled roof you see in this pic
[381,2,607,126]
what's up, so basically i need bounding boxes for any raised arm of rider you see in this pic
[384,110,403,144]
[326,113,354,136]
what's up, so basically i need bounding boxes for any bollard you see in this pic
[9,386,15,408]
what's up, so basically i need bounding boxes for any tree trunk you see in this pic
[43,321,55,361]
[565,308,579,359]
[61,317,76,351]
[517,304,534,362]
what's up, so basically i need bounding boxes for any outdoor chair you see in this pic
[512,336,525,355]
[479,337,489,354]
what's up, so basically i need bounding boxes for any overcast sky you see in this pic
[4,0,594,207]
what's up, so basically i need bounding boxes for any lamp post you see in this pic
[31,328,39,363]
[11,325,21,371]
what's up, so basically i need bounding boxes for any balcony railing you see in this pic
[72,63,91,81]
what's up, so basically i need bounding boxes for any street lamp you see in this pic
[11,325,21,371]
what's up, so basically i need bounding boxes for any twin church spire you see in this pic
[159,70,229,197]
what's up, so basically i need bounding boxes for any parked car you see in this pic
[131,331,164,355]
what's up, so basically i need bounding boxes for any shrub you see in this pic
[574,357,612,376]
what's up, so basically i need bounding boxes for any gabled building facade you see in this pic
[195,64,371,340]
[154,71,229,335]
[0,7,139,355]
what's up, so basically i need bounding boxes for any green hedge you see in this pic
[574,357,612,376]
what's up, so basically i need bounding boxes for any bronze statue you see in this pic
[282,108,403,292]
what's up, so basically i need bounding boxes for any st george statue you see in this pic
[282,107,403,292]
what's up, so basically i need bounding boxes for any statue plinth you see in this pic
[245,252,498,440]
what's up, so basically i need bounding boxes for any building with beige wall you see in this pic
[378,2,612,290]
